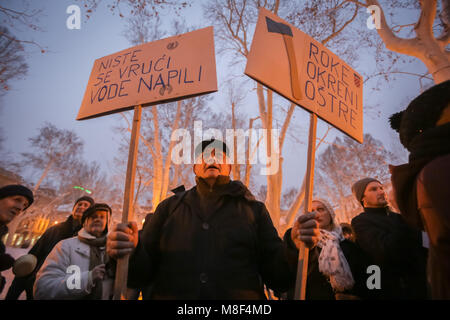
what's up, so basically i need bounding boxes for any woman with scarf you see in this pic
[33,203,114,300]
[284,199,369,300]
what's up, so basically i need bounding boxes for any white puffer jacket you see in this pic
[33,229,113,300]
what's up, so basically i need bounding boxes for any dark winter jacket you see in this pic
[0,225,14,272]
[5,215,82,300]
[1,224,14,294]
[128,176,299,299]
[392,153,450,299]
[351,207,428,299]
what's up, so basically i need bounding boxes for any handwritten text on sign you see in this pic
[245,9,363,143]
[77,27,217,120]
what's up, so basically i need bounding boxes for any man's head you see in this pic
[81,203,111,237]
[193,139,231,180]
[0,185,33,226]
[352,178,387,208]
[389,80,450,151]
[71,196,94,222]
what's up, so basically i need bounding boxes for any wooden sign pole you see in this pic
[113,104,142,300]
[294,112,317,300]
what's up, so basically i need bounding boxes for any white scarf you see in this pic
[317,228,355,292]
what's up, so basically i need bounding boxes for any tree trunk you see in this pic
[231,101,241,181]
[33,158,54,193]
[366,0,450,83]
[151,106,164,210]
[160,101,182,200]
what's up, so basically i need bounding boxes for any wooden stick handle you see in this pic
[113,105,142,300]
[294,113,317,300]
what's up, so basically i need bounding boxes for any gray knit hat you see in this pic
[351,178,380,206]
[313,198,339,231]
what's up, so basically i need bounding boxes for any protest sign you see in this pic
[77,26,217,120]
[245,8,363,143]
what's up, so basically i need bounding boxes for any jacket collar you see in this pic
[194,175,256,201]
[195,175,231,196]
[363,206,392,216]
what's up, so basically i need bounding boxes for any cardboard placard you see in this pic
[245,8,363,143]
[77,27,217,120]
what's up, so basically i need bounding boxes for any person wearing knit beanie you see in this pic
[0,185,34,226]
[34,202,114,300]
[81,203,111,235]
[74,196,94,208]
[71,196,94,224]
[351,178,383,207]
[389,80,450,153]
[0,185,34,295]
[350,177,428,299]
[311,199,356,295]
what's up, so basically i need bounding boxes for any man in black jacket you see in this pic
[5,195,94,300]
[107,139,320,299]
[350,177,427,299]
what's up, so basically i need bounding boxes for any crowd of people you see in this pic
[0,80,449,300]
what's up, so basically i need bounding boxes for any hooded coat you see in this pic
[128,176,299,299]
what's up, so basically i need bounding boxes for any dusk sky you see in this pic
[0,0,431,193]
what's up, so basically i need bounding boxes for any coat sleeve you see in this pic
[0,252,15,272]
[417,155,450,247]
[254,202,298,293]
[127,198,172,289]
[29,227,60,272]
[33,241,93,300]
[351,214,421,267]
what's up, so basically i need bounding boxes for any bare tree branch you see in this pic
[365,0,420,56]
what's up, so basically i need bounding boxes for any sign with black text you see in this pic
[77,27,217,120]
[245,8,363,143]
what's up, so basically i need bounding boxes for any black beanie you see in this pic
[0,185,34,209]
[81,203,112,230]
[351,178,381,206]
[389,80,450,151]
[73,196,94,209]
[194,139,230,160]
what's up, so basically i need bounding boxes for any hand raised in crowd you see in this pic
[290,211,320,249]
[106,222,139,259]
[90,264,106,282]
